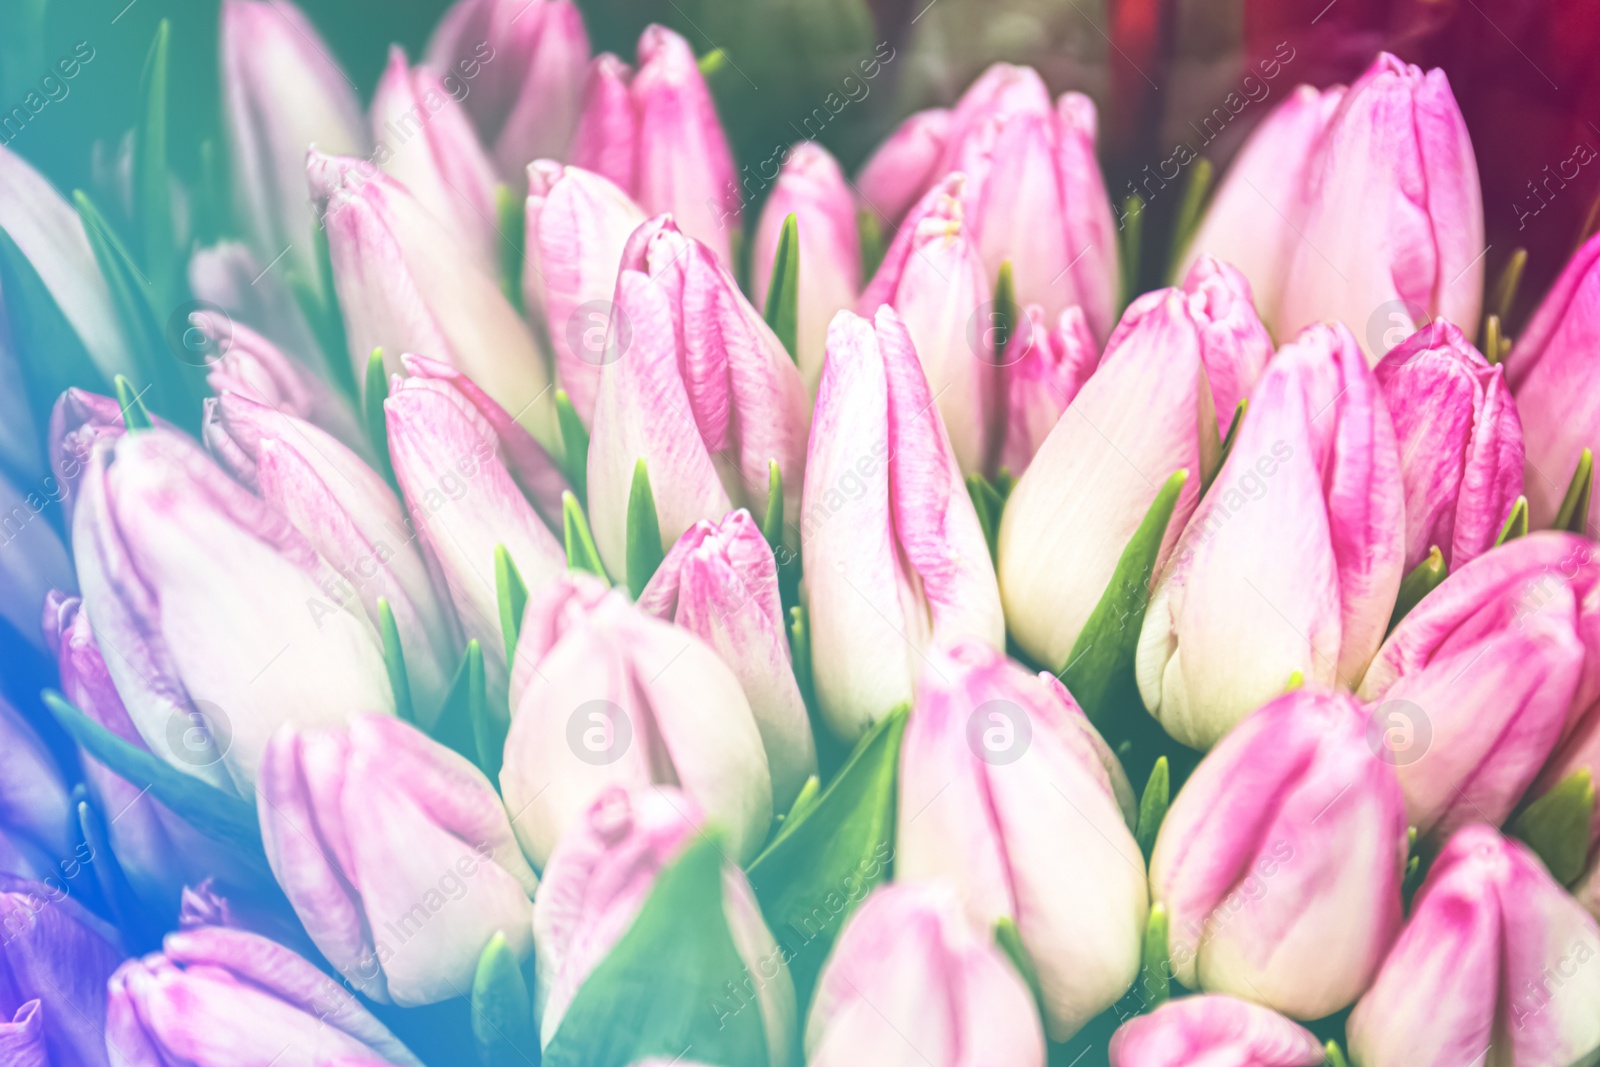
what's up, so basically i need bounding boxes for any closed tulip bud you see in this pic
[50,388,183,522]
[1138,323,1405,748]
[204,391,461,720]
[898,640,1145,1039]
[806,882,1045,1067]
[106,926,423,1066]
[1348,824,1600,1067]
[1108,995,1325,1067]
[1000,288,1221,673]
[425,0,590,179]
[0,696,72,883]
[309,151,560,450]
[571,26,739,264]
[854,107,951,229]
[588,216,807,576]
[72,429,394,794]
[1180,255,1275,434]
[0,465,73,652]
[221,0,367,289]
[1279,54,1484,360]
[187,240,321,369]
[501,576,773,866]
[1177,84,1346,331]
[752,142,862,394]
[1150,690,1408,1019]
[1505,232,1600,532]
[802,308,1003,739]
[371,48,501,274]
[637,510,815,810]
[1,875,125,1067]
[998,304,1098,476]
[258,715,538,1005]
[533,786,794,1059]
[523,161,646,423]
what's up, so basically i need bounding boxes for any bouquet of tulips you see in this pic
[3,0,1600,1064]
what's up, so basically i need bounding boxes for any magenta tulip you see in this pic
[996,304,1098,476]
[1108,995,1325,1067]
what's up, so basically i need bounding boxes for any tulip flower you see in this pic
[805,882,1046,1067]
[187,241,322,369]
[0,696,73,884]
[309,151,560,450]
[1505,231,1600,534]
[533,786,793,1059]
[106,925,424,1066]
[1149,689,1408,1019]
[854,107,951,229]
[370,48,501,275]
[751,142,862,394]
[1348,824,1600,1067]
[221,0,367,289]
[49,388,188,522]
[1278,53,1485,360]
[897,639,1146,1039]
[0,465,73,651]
[204,390,461,720]
[997,304,1098,476]
[1181,255,1276,435]
[258,714,539,1006]
[1107,995,1325,1067]
[1374,319,1524,571]
[523,161,646,423]
[636,510,815,809]
[802,307,1003,740]
[1,875,125,1067]
[588,215,808,577]
[1137,323,1405,749]
[425,0,591,179]
[1176,83,1346,331]
[501,576,773,866]
[72,429,394,794]
[999,287,1223,674]
[570,25,740,264]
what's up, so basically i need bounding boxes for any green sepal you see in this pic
[967,474,1005,565]
[555,389,590,506]
[542,835,772,1067]
[1135,756,1169,862]
[761,460,785,551]
[1324,1040,1352,1067]
[1140,902,1172,1009]
[115,375,153,431]
[993,917,1044,1009]
[1496,496,1529,546]
[1511,769,1596,885]
[763,213,800,364]
[494,184,526,312]
[746,705,907,1011]
[377,597,414,725]
[857,209,885,280]
[1554,449,1593,536]
[471,931,538,1067]
[992,259,1017,364]
[625,459,665,598]
[362,348,396,487]
[495,545,530,675]
[133,20,176,306]
[0,226,108,424]
[563,492,609,582]
[1388,545,1447,633]
[1169,156,1214,276]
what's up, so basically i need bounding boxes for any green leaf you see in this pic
[494,545,529,674]
[991,259,1017,363]
[43,690,260,853]
[993,917,1043,1009]
[1118,194,1144,307]
[1135,756,1169,862]
[625,459,666,598]
[697,46,728,79]
[857,209,885,281]
[1140,902,1171,1009]
[1169,156,1214,276]
[1203,399,1247,495]
[115,376,153,431]
[555,390,590,505]
[1511,769,1596,885]
[471,931,537,1067]
[762,213,800,364]
[362,348,396,486]
[0,226,109,423]
[1496,496,1529,546]
[1489,248,1528,326]
[461,641,501,780]
[778,775,820,829]
[761,460,785,551]
[1324,1040,1352,1067]
[1388,546,1447,633]
[787,604,814,711]
[543,836,772,1067]
[966,474,1005,566]
[1555,449,1593,536]
[494,185,526,313]
[1060,469,1188,737]
[563,492,608,581]
[133,20,176,306]
[377,598,414,725]
[746,705,906,1010]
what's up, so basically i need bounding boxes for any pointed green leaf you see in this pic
[1511,769,1596,885]
[1325,1040,1352,1067]
[966,474,1004,565]
[431,640,480,759]
[761,460,785,551]
[858,209,885,280]
[1140,902,1172,1009]
[1496,496,1529,546]
[563,492,608,581]
[543,835,772,1067]
[362,348,396,485]
[696,46,728,79]
[747,704,907,1009]
[992,259,1017,364]
[626,459,664,598]
[1555,449,1593,536]
[494,545,529,673]
[779,775,820,829]
[0,226,108,423]
[471,931,538,1067]
[1135,756,1169,861]
[133,20,176,305]
[377,598,414,725]
[494,184,526,312]
[555,390,589,505]
[1483,314,1506,366]
[115,376,153,432]
[1169,156,1214,276]
[1388,546,1447,632]
[1119,194,1144,306]
[762,213,800,364]
[993,917,1043,1009]
[1490,247,1528,325]
[1203,399,1247,495]
[788,603,814,711]
[462,641,501,780]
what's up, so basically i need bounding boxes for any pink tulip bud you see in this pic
[997,304,1099,476]
[1180,255,1275,434]
[1108,995,1325,1067]
[1505,232,1600,534]
[309,152,560,450]
[107,926,424,1066]
[523,161,647,423]
[533,786,793,1058]
[49,388,178,525]
[424,0,591,179]
[1279,54,1485,360]
[501,576,772,865]
[806,882,1046,1067]
[72,429,394,794]
[370,47,501,274]
[1138,323,1405,748]
[636,510,815,809]
[571,26,739,264]
[187,240,321,368]
[854,107,951,230]
[588,216,807,576]
[1348,824,1600,1067]
[1150,690,1408,1018]
[1177,83,1346,332]
[856,172,964,317]
[221,0,367,289]
[898,640,1145,1039]
[802,307,1003,740]
[258,714,538,1005]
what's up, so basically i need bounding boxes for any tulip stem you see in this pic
[1554,449,1593,536]
[376,598,414,724]
[625,460,665,598]
[1495,496,1529,546]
